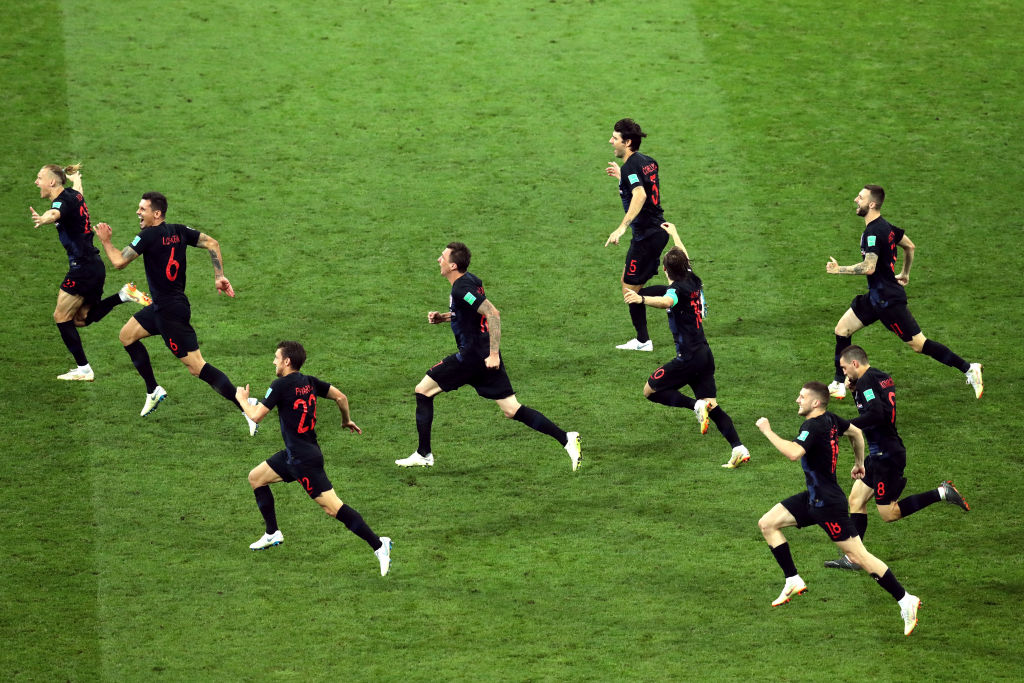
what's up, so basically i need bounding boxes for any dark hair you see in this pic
[802,381,830,407]
[277,340,307,371]
[839,345,869,364]
[446,241,471,272]
[614,118,647,151]
[864,184,885,208]
[142,191,169,216]
[42,163,81,186]
[662,246,692,281]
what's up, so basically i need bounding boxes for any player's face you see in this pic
[796,389,818,416]
[438,248,454,275]
[137,199,161,228]
[839,357,861,381]
[854,189,872,217]
[35,168,54,197]
[609,131,629,159]
[273,348,287,377]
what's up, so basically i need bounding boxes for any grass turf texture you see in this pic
[2,0,1023,680]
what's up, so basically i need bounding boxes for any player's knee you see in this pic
[247,470,261,488]
[757,514,775,537]
[879,507,901,523]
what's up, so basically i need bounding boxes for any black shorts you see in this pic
[849,294,921,342]
[863,453,908,504]
[427,352,515,400]
[266,449,333,499]
[60,260,106,305]
[133,302,199,358]
[781,491,858,542]
[646,345,717,399]
[623,229,670,285]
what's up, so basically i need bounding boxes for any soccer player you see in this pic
[826,185,983,400]
[755,381,921,636]
[823,345,970,571]
[624,222,750,468]
[94,192,255,433]
[31,164,151,381]
[604,118,670,352]
[236,341,392,575]
[395,242,582,471]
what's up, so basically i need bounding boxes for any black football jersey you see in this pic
[448,272,491,358]
[51,188,99,265]
[665,273,708,357]
[618,152,664,237]
[860,216,907,305]
[261,372,333,464]
[129,222,201,306]
[794,412,852,510]
[852,367,905,457]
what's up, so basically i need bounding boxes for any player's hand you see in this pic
[755,417,771,433]
[605,161,621,179]
[342,420,362,434]
[485,352,500,370]
[660,221,679,237]
[235,384,250,403]
[896,272,909,286]
[427,311,443,324]
[623,289,642,305]
[30,207,44,228]
[851,464,865,480]
[826,257,840,274]
[844,376,854,392]
[605,226,626,246]
[216,276,236,297]
[94,222,112,242]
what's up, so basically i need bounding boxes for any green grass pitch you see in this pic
[2,1,1023,680]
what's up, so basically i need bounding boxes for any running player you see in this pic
[31,163,151,381]
[755,381,921,636]
[94,191,255,433]
[826,184,982,399]
[624,222,750,468]
[395,242,581,471]
[824,345,970,570]
[237,341,392,576]
[604,118,670,352]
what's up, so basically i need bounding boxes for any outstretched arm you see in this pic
[826,252,878,275]
[93,222,139,269]
[660,222,690,257]
[477,299,502,368]
[623,288,674,309]
[428,311,453,324]
[196,232,235,297]
[326,385,362,433]
[755,417,807,461]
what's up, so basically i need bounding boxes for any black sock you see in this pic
[253,485,278,535]
[834,334,852,382]
[872,568,907,601]
[336,504,381,550]
[896,489,941,517]
[708,405,742,448]
[56,321,88,366]
[124,341,158,393]
[83,293,122,325]
[922,339,970,373]
[628,303,649,343]
[415,393,434,454]
[198,363,238,406]
[646,389,697,410]
[770,542,799,578]
[512,405,568,446]
[851,512,868,540]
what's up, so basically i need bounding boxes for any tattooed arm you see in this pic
[93,222,139,269]
[826,252,878,276]
[197,232,235,297]
[477,299,502,369]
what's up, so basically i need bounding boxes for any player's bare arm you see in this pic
[235,384,271,423]
[477,300,502,368]
[624,289,673,309]
[660,222,690,257]
[197,232,236,297]
[826,252,878,275]
[30,206,61,228]
[896,234,915,284]
[845,423,865,467]
[756,417,807,461]
[427,311,452,324]
[93,222,140,269]
[326,385,362,434]
[606,186,646,247]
